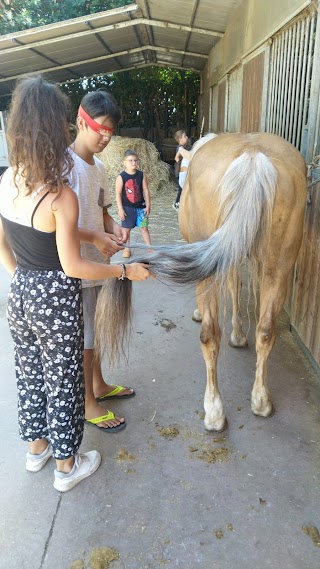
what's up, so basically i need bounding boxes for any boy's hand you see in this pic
[144,206,150,217]
[113,224,129,243]
[93,232,124,257]
[118,208,126,222]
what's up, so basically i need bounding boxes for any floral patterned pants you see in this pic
[7,268,85,460]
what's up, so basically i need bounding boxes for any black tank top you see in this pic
[120,170,145,208]
[0,192,62,271]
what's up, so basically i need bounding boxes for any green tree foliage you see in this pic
[0,2,200,146]
[62,67,200,145]
[0,0,131,34]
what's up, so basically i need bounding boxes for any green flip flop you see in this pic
[96,384,136,401]
[85,411,126,433]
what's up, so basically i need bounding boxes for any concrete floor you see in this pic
[1,194,320,569]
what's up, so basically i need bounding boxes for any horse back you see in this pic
[179,132,307,261]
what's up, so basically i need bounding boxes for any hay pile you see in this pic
[98,136,177,197]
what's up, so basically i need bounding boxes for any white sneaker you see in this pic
[53,450,101,493]
[26,444,53,472]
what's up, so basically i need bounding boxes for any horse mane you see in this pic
[190,132,218,158]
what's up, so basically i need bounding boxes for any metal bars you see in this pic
[266,11,317,150]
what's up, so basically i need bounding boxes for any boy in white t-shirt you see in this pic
[70,91,134,432]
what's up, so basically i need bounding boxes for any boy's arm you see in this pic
[115,174,126,222]
[103,208,129,243]
[142,174,151,216]
[78,227,123,257]
[0,218,17,275]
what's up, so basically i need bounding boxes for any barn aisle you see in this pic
[1,192,319,569]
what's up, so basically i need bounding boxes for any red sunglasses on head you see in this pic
[78,105,115,137]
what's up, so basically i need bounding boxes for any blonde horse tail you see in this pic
[95,150,277,366]
[214,150,277,274]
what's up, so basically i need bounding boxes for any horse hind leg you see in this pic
[251,275,288,417]
[197,281,226,432]
[227,268,248,348]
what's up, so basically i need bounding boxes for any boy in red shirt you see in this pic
[116,149,151,258]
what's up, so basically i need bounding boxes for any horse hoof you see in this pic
[251,404,275,418]
[228,332,248,348]
[192,308,202,322]
[228,338,248,349]
[204,417,228,432]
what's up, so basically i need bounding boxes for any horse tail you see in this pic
[95,150,277,366]
[214,150,277,273]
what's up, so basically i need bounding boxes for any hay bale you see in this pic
[98,136,177,197]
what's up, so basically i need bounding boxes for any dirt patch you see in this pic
[116,448,139,462]
[226,523,234,531]
[212,435,226,443]
[214,524,234,539]
[157,425,180,438]
[153,317,177,332]
[179,479,193,490]
[195,410,205,420]
[180,427,207,441]
[259,498,266,506]
[70,548,119,569]
[158,318,177,332]
[70,561,84,569]
[302,525,320,547]
[89,547,119,569]
[195,447,229,464]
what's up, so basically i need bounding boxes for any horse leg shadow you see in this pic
[227,268,248,349]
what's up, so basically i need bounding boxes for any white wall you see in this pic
[0,112,9,169]
[201,0,312,94]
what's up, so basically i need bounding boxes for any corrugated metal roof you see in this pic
[0,0,241,99]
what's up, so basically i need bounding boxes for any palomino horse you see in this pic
[95,132,307,431]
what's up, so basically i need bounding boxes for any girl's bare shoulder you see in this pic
[50,185,79,219]
[52,184,77,205]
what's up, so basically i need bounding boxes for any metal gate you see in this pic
[266,7,317,152]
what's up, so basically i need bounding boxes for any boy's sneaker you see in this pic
[172,202,179,211]
[26,444,53,472]
[53,450,101,493]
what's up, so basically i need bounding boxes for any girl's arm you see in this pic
[54,187,149,281]
[0,218,17,275]
[175,147,192,161]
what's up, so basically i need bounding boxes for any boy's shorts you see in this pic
[121,206,149,229]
